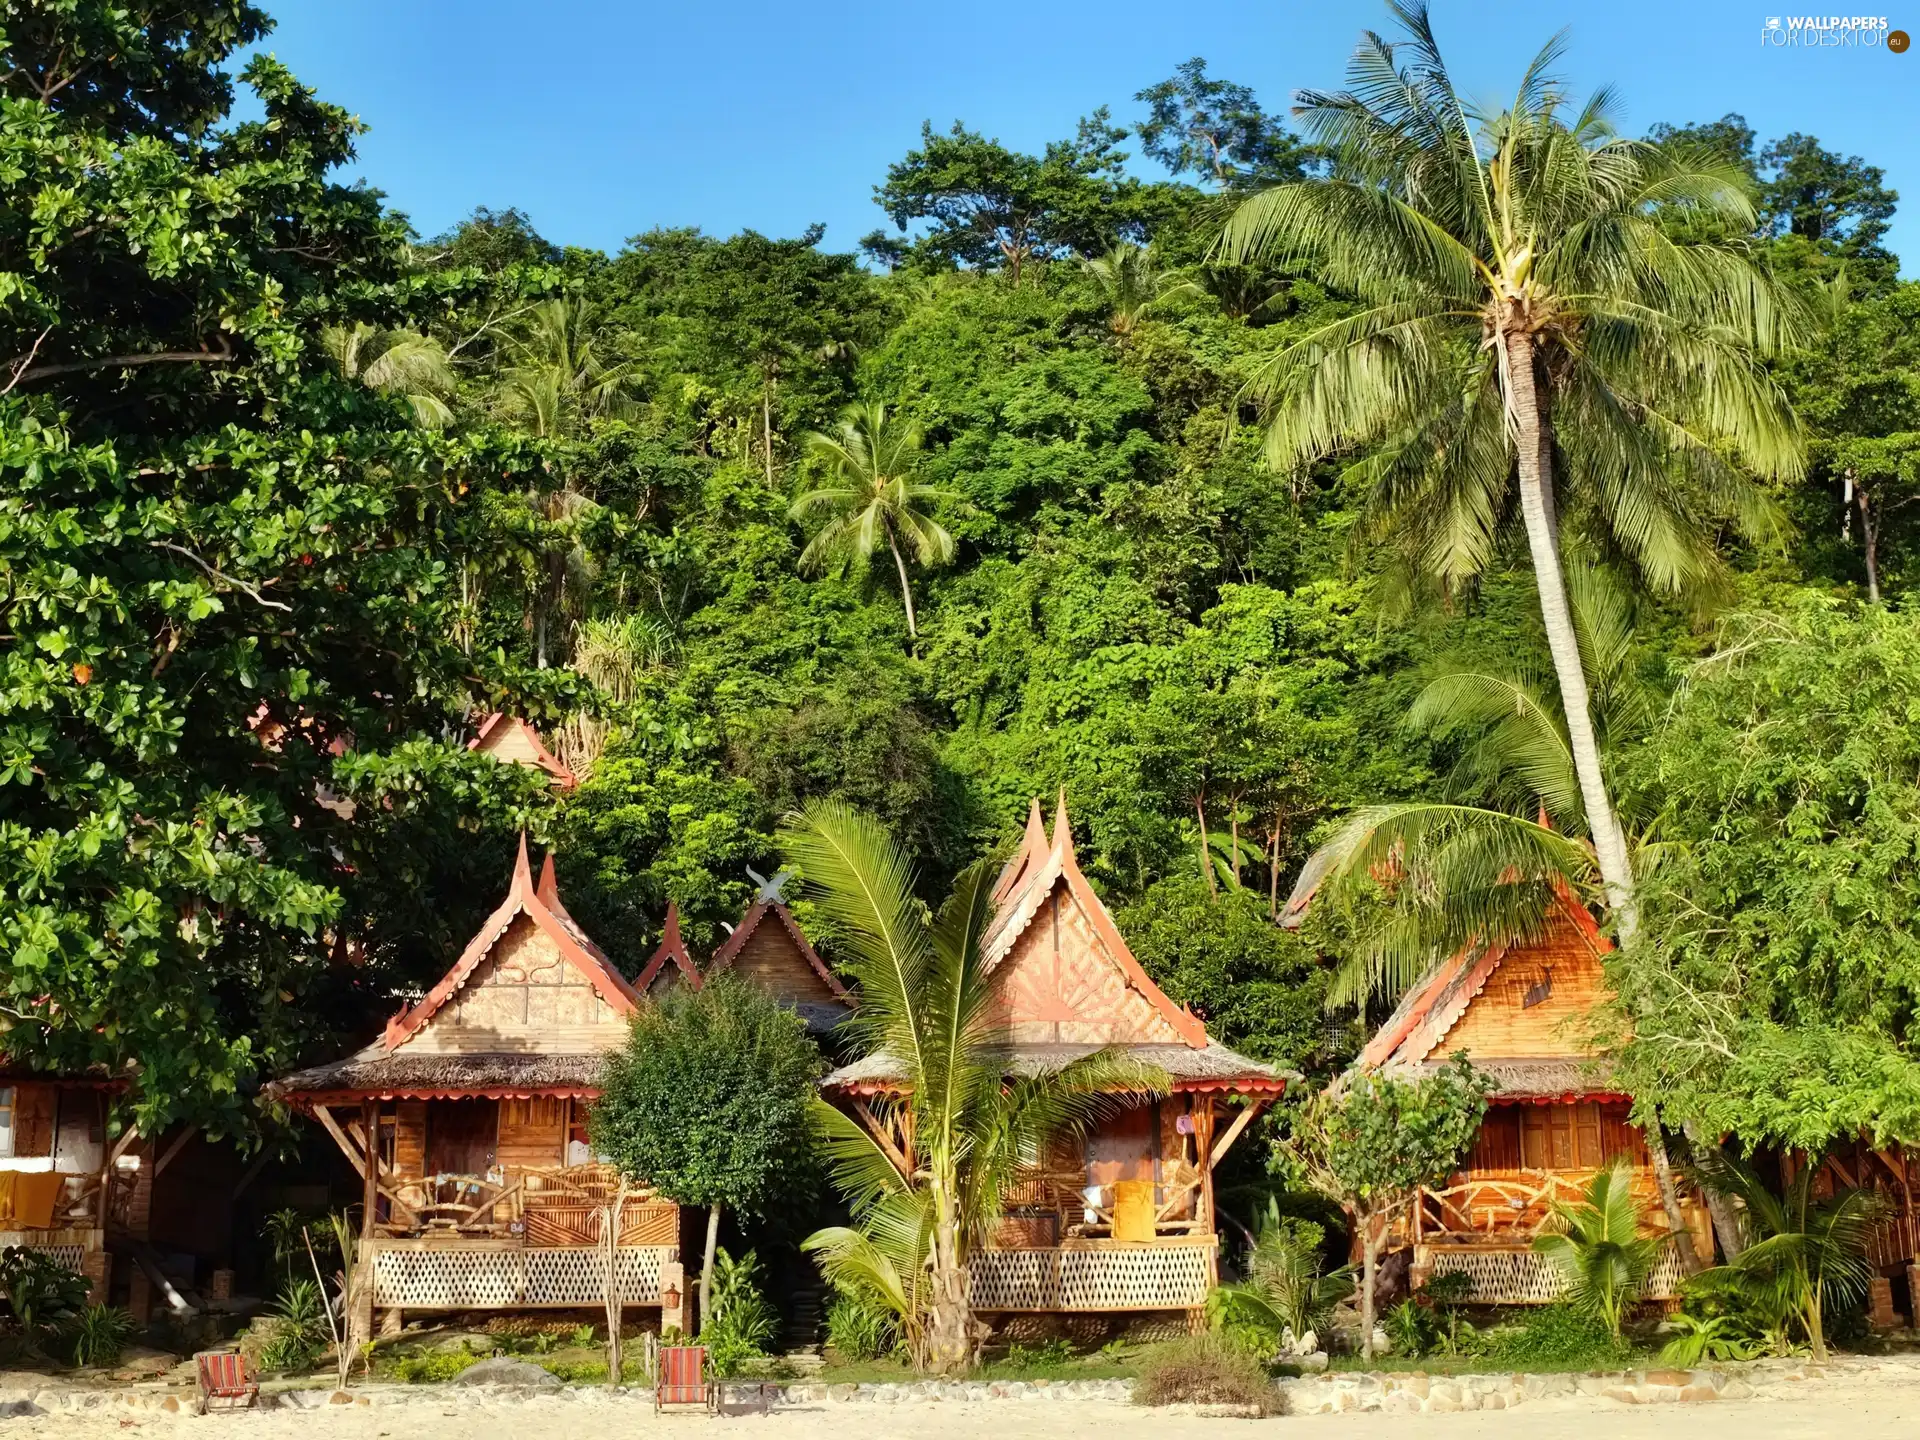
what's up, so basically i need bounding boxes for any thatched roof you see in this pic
[268,1048,610,1104]
[823,1041,1290,1096]
[1384,1055,1622,1101]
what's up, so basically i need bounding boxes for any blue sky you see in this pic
[258,1,1915,268]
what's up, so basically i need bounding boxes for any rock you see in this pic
[329,1390,356,1405]
[827,1383,855,1403]
[452,1358,562,1389]
[1679,1384,1719,1403]
[1719,1379,1755,1401]
[432,1333,495,1356]
[0,1401,44,1419]
[1370,1327,1392,1355]
[115,1349,182,1379]
[1427,1393,1462,1413]
[1602,1386,1642,1405]
[1298,1352,1328,1373]
[1644,1370,1692,1388]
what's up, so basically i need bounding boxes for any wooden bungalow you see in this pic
[269,839,683,1330]
[0,1065,125,1302]
[468,714,576,791]
[706,871,852,1035]
[1348,890,1711,1304]
[822,797,1288,1321]
[633,902,701,999]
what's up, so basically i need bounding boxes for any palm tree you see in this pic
[792,403,956,641]
[1533,1158,1669,1338]
[784,802,1160,1375]
[493,297,639,439]
[1080,243,1167,338]
[1692,1152,1889,1361]
[319,323,456,428]
[1223,2,1803,945]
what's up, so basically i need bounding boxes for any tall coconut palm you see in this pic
[784,802,1159,1375]
[1080,243,1167,338]
[792,402,956,641]
[1223,3,1803,945]
[319,323,456,429]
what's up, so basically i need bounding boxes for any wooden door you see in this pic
[1521,1106,1576,1170]
[426,1099,498,1177]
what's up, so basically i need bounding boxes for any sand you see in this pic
[4,1362,1916,1440]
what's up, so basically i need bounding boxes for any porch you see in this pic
[970,1235,1217,1312]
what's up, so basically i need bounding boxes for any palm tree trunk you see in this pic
[1504,330,1638,946]
[1683,1123,1748,1260]
[697,1203,721,1337]
[1647,1127,1704,1275]
[925,1183,972,1375]
[886,535,919,640]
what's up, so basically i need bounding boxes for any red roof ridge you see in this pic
[635,901,703,992]
[705,898,849,1001]
[381,834,639,1048]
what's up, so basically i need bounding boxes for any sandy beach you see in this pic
[6,1365,1918,1440]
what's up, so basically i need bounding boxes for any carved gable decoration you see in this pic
[382,840,637,1057]
[982,796,1207,1050]
[705,899,847,1008]
[468,714,575,790]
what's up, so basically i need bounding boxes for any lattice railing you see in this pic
[969,1242,1214,1312]
[370,1244,673,1309]
[1416,1243,1687,1304]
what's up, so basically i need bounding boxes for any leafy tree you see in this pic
[1283,1055,1492,1356]
[787,802,1159,1374]
[873,114,1175,281]
[1532,1159,1667,1338]
[0,9,550,1132]
[591,973,823,1334]
[1134,57,1316,188]
[1222,2,1802,945]
[425,206,562,272]
[792,402,956,641]
[1758,133,1898,263]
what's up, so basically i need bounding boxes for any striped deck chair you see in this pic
[194,1351,259,1414]
[654,1345,715,1412]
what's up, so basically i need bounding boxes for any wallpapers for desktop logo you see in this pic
[1760,14,1907,47]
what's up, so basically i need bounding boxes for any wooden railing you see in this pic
[995,1164,1206,1246]
[971,1235,1216,1311]
[1399,1167,1700,1248]
[376,1164,671,1245]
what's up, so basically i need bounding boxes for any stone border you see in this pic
[0,1354,1902,1418]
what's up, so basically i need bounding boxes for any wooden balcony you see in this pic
[372,1163,676,1246]
[1412,1240,1689,1304]
[994,1165,1207,1246]
[367,1236,676,1310]
[970,1236,1216,1313]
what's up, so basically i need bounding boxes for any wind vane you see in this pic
[746,866,794,903]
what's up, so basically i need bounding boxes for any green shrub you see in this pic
[1489,1303,1631,1369]
[824,1286,895,1362]
[391,1350,481,1383]
[1209,1205,1351,1357]
[0,1247,88,1353]
[1657,1313,1768,1366]
[1133,1335,1277,1414]
[68,1305,136,1368]
[1383,1298,1436,1358]
[702,1248,779,1377]
[1005,1337,1074,1370]
[258,1278,330,1372]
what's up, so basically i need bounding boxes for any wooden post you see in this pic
[1194,1097,1216,1236]
[360,1101,379,1239]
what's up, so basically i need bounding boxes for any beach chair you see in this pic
[654,1344,715,1413]
[194,1351,259,1414]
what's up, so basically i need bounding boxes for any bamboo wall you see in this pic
[726,920,840,1007]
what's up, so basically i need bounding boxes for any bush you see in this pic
[824,1286,896,1362]
[1383,1298,1436,1358]
[1489,1303,1631,1369]
[701,1248,779,1377]
[258,1278,330,1372]
[1133,1335,1277,1414]
[391,1350,480,1383]
[0,1247,88,1353]
[68,1305,136,1368]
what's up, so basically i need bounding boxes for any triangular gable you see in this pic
[382,836,638,1050]
[983,793,1207,1050]
[469,714,576,790]
[991,798,1052,906]
[705,900,849,1006]
[1359,886,1610,1071]
[635,902,702,996]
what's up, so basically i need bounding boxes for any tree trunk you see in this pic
[924,1186,973,1375]
[1358,1214,1380,1359]
[604,1182,628,1387]
[1859,484,1881,603]
[887,535,919,641]
[761,368,776,487]
[1229,804,1242,888]
[1268,824,1282,921]
[1503,328,1638,945]
[697,1203,721,1338]
[1647,1126,1703,1275]
[1684,1123,1748,1260]
[1195,796,1217,898]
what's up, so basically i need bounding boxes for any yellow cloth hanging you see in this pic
[12,1171,61,1229]
[1111,1178,1157,1243]
[0,1171,17,1225]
